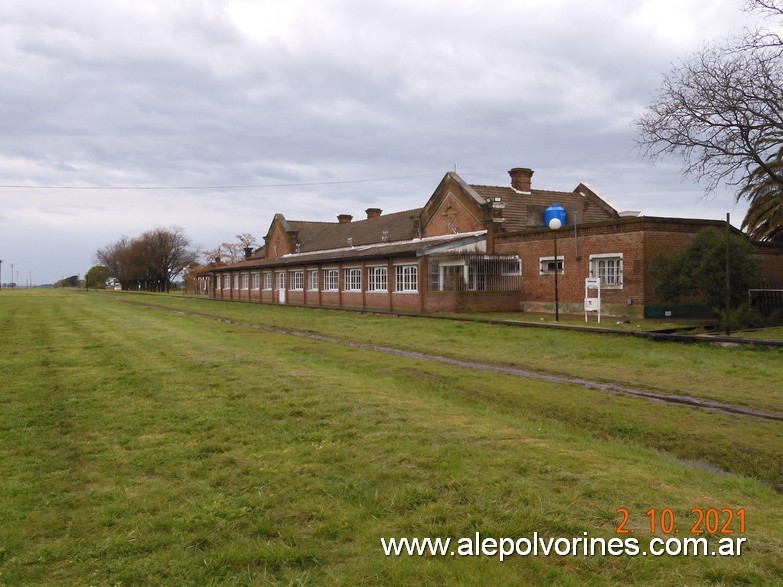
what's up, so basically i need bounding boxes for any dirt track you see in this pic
[170,307,783,423]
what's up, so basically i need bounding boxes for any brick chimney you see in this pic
[243,246,253,259]
[337,214,353,224]
[509,167,534,192]
[365,208,382,219]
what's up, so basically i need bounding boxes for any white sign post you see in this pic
[584,277,601,323]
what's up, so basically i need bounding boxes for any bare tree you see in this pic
[218,233,259,263]
[636,0,783,196]
[201,247,223,264]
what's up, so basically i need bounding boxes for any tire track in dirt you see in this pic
[165,307,783,423]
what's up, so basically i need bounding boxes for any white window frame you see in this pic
[251,272,260,290]
[240,273,249,290]
[263,272,272,291]
[395,264,418,293]
[539,256,564,275]
[323,268,339,292]
[343,267,362,292]
[367,266,388,292]
[290,270,304,291]
[307,269,319,291]
[589,253,623,288]
[438,260,467,291]
[223,274,231,290]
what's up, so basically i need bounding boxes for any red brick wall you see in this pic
[215,257,426,313]
[423,194,483,238]
[756,246,783,285]
[423,291,520,313]
[493,217,735,317]
[266,224,293,259]
[494,225,643,315]
[213,217,783,317]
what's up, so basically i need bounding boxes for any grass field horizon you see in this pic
[1,290,781,585]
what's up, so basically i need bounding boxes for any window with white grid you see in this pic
[395,265,418,292]
[590,254,623,287]
[343,268,361,291]
[368,266,387,292]
[290,270,304,291]
[323,269,339,291]
[308,270,319,291]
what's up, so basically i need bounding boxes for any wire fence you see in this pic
[429,254,522,292]
[749,281,783,316]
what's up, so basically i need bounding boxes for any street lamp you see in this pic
[548,217,562,321]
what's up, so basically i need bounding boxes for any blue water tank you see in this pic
[544,205,567,227]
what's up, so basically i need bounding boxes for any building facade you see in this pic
[207,167,783,318]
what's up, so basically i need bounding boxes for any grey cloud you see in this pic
[0,0,759,283]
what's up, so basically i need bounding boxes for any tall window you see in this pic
[223,274,231,289]
[368,266,387,291]
[396,265,418,292]
[251,272,260,290]
[344,268,361,291]
[308,270,319,291]
[263,272,272,290]
[323,269,339,291]
[240,273,249,290]
[590,254,623,287]
[290,270,304,290]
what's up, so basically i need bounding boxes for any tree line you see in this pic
[96,226,198,292]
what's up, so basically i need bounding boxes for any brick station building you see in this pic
[207,167,783,318]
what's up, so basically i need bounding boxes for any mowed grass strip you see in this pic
[0,290,780,585]
[125,292,783,414]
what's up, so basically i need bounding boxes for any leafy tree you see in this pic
[85,265,109,289]
[739,150,783,241]
[636,1,783,195]
[652,227,760,311]
[96,226,198,292]
[54,275,80,288]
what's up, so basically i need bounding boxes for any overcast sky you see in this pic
[0,0,761,284]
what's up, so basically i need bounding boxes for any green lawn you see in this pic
[733,326,783,340]
[0,290,781,585]
[129,292,783,413]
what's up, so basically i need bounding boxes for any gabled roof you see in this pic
[469,182,619,232]
[224,166,621,272]
[216,231,486,270]
[263,208,423,256]
[291,208,422,252]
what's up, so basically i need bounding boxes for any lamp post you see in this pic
[548,217,562,321]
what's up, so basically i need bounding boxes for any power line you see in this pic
[0,173,442,191]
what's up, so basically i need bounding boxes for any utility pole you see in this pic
[726,213,731,337]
